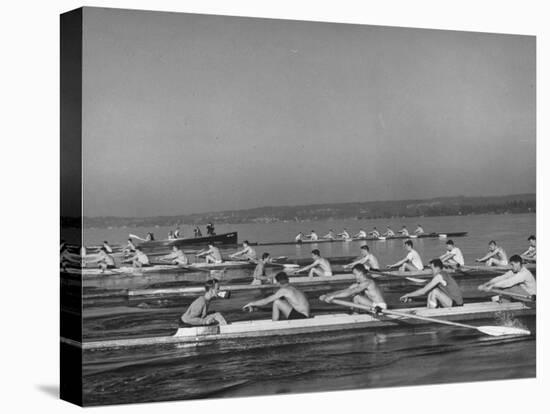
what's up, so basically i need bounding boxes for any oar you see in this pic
[128,233,147,242]
[328,298,530,337]
[488,289,535,302]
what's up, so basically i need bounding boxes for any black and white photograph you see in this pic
[56,2,539,409]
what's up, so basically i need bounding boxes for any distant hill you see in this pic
[69,193,535,229]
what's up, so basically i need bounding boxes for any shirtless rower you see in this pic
[243,272,310,321]
[251,253,275,285]
[295,249,333,277]
[160,245,189,265]
[414,224,425,235]
[400,259,463,308]
[196,243,223,264]
[295,232,304,242]
[323,229,336,240]
[123,238,137,255]
[398,226,409,237]
[388,240,424,272]
[230,240,257,261]
[126,247,150,269]
[353,229,368,239]
[180,279,227,326]
[308,230,319,241]
[478,255,536,297]
[338,228,351,240]
[320,264,387,311]
[344,245,380,271]
[520,235,536,263]
[145,232,154,242]
[382,226,395,237]
[369,227,381,238]
[439,240,465,268]
[476,240,508,267]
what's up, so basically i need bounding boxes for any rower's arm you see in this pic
[299,260,319,272]
[325,284,363,300]
[390,257,407,267]
[439,252,450,260]
[403,275,443,298]
[488,272,526,289]
[478,250,496,261]
[246,290,283,307]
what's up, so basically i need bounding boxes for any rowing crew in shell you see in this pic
[295,249,333,277]
[388,240,423,272]
[476,240,508,266]
[229,240,257,261]
[520,235,536,263]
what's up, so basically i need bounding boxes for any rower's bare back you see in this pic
[279,285,310,316]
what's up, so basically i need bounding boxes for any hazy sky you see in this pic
[81,7,535,217]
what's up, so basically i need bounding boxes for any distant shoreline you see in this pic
[64,193,535,230]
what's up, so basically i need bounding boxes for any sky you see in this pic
[81,7,535,218]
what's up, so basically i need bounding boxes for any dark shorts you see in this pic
[287,309,308,320]
[104,264,116,269]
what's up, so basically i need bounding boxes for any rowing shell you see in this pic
[67,301,534,350]
[252,232,468,246]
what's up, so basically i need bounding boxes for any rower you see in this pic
[476,240,508,267]
[145,232,155,242]
[478,255,536,297]
[323,229,336,240]
[251,253,274,285]
[128,247,150,268]
[295,232,304,242]
[398,226,409,237]
[338,228,351,240]
[369,227,381,238]
[439,240,465,268]
[194,226,203,238]
[400,259,463,308]
[344,245,380,271]
[382,226,395,237]
[97,247,116,273]
[102,241,113,253]
[60,242,71,271]
[414,224,425,235]
[353,229,367,239]
[320,264,386,312]
[520,235,536,263]
[160,245,189,266]
[123,238,137,255]
[295,249,333,277]
[206,223,216,236]
[243,272,310,321]
[173,225,182,239]
[167,231,176,240]
[230,240,257,261]
[180,279,227,326]
[308,230,319,241]
[388,240,424,272]
[196,243,223,264]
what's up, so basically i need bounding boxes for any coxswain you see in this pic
[400,259,463,308]
[243,272,310,321]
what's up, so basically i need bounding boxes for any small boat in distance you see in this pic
[134,231,239,254]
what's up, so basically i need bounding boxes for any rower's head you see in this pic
[351,264,371,281]
[509,255,523,272]
[103,240,109,245]
[445,239,455,251]
[488,240,497,251]
[360,245,370,256]
[274,272,289,286]
[243,240,249,247]
[429,258,444,275]
[172,245,178,252]
[404,240,413,250]
[204,278,220,299]
[402,225,406,228]
[528,235,536,246]
[261,252,270,261]
[311,249,321,259]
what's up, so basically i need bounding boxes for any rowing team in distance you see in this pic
[295,224,426,241]
[180,252,536,327]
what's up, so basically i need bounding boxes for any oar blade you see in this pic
[477,326,531,337]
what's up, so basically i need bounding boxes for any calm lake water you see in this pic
[80,213,536,406]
